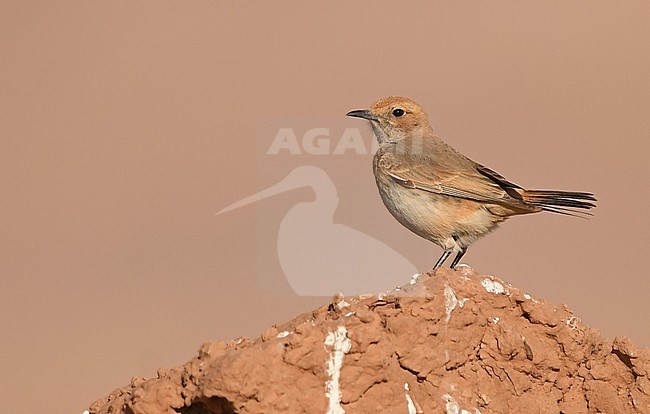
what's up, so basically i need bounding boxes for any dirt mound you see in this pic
[88,267,650,413]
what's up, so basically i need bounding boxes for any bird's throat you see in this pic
[370,122,388,144]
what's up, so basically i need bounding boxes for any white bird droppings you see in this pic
[444,283,458,323]
[524,293,539,303]
[442,393,480,414]
[277,331,290,338]
[325,326,351,414]
[481,279,506,295]
[404,383,417,414]
[410,273,421,285]
[443,394,461,414]
[565,315,581,330]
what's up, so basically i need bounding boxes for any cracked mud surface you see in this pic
[88,267,650,413]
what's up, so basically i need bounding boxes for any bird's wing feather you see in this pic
[380,151,534,211]
[475,165,527,200]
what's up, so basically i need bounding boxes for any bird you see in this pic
[346,96,596,271]
[217,165,418,295]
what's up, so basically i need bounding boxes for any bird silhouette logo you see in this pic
[217,165,417,296]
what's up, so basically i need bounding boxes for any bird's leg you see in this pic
[432,248,453,271]
[450,248,467,269]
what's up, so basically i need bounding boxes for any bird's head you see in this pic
[346,96,432,143]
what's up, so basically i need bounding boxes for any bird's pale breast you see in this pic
[373,154,502,250]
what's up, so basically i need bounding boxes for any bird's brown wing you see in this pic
[475,165,527,200]
[379,151,536,212]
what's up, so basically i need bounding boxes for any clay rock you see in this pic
[88,267,650,413]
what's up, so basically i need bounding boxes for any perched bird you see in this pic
[347,96,596,270]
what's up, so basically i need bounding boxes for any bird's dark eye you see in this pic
[392,108,405,117]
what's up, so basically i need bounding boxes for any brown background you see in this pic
[1,2,649,413]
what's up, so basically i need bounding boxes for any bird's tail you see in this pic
[521,189,597,217]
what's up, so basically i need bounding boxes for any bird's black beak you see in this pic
[346,109,378,121]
